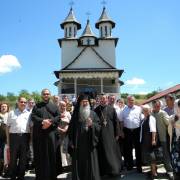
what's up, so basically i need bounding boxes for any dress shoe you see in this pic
[167,172,174,180]
[137,167,142,173]
[127,166,133,171]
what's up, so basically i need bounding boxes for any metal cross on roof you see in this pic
[69,0,75,8]
[101,0,107,6]
[86,11,91,20]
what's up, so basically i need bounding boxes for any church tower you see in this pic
[95,7,115,38]
[54,6,124,99]
[80,19,96,46]
[60,7,81,38]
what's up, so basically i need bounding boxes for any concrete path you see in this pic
[0,164,169,180]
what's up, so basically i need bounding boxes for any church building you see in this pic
[54,6,124,98]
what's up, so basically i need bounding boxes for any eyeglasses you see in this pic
[43,93,50,96]
[19,101,27,104]
[29,102,35,104]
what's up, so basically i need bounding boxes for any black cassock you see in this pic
[94,105,121,176]
[68,110,101,180]
[31,101,60,180]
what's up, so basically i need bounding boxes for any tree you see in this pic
[31,91,41,103]
[0,94,6,102]
[121,93,129,99]
[134,94,140,99]
[146,91,158,99]
[19,89,31,99]
[6,92,17,102]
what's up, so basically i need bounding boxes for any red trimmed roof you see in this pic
[142,84,180,104]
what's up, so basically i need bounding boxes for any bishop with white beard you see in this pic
[79,103,91,131]
[68,94,101,180]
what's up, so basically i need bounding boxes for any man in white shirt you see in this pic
[120,96,142,172]
[6,97,31,180]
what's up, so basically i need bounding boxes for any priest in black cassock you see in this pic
[94,93,122,177]
[31,89,61,180]
[68,94,101,180]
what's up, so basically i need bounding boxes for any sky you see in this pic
[0,0,180,96]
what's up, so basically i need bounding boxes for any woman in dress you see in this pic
[170,99,180,180]
[140,104,157,178]
[58,101,71,167]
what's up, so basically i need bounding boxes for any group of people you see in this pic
[0,89,180,180]
[119,95,180,180]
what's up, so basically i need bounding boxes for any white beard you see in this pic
[79,105,91,122]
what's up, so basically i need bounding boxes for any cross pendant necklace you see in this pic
[100,106,107,127]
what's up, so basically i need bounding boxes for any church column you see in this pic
[58,82,61,95]
[116,78,120,98]
[100,77,103,93]
[74,78,77,97]
[58,76,62,95]
[119,83,121,98]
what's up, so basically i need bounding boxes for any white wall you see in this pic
[68,47,110,69]
[61,38,117,69]
[61,40,83,68]
[95,40,116,67]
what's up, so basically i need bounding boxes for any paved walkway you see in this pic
[0,164,169,180]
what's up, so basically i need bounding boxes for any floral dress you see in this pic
[171,128,180,174]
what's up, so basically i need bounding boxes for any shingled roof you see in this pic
[81,19,96,37]
[60,8,81,29]
[95,7,115,29]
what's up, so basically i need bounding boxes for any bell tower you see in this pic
[95,7,115,38]
[60,7,81,38]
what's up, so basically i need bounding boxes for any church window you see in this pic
[105,26,108,36]
[69,27,72,37]
[100,27,103,37]
[74,27,76,37]
[65,28,67,37]
[87,39,91,45]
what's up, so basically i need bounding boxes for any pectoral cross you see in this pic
[100,106,107,127]
[103,120,107,127]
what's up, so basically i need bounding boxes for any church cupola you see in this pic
[60,8,81,38]
[80,19,96,46]
[95,7,115,38]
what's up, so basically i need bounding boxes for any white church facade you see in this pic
[54,7,124,98]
